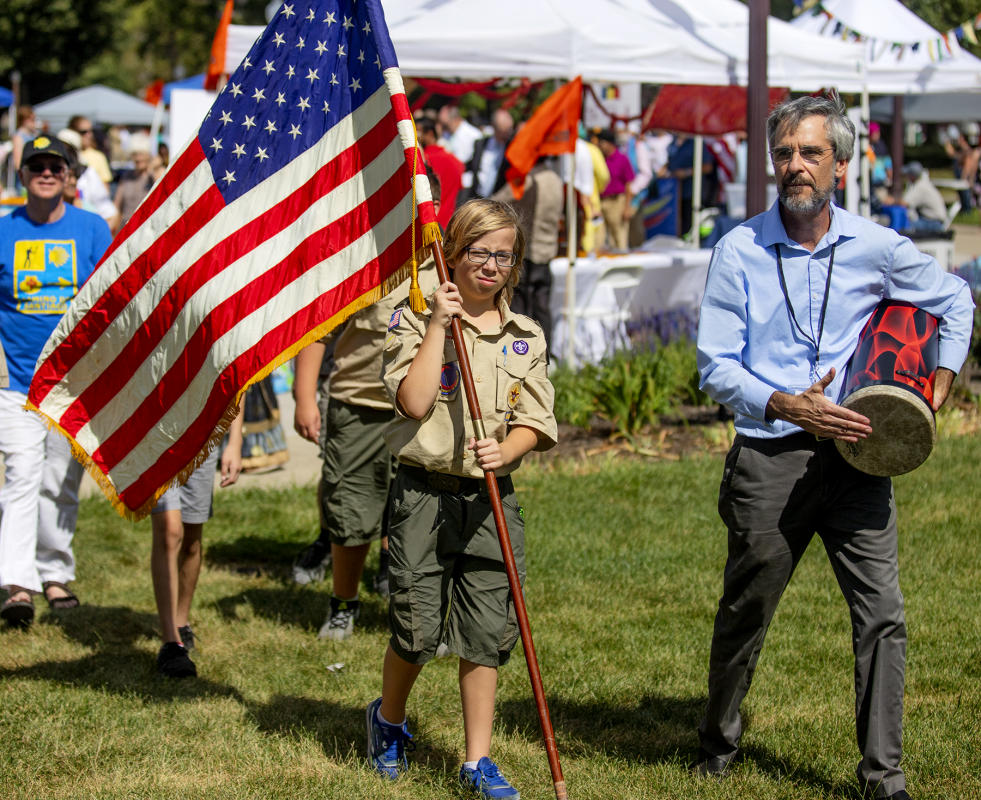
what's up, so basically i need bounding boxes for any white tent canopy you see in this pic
[34,85,160,132]
[790,0,981,93]
[382,0,739,84]
[229,1,865,89]
[627,0,866,91]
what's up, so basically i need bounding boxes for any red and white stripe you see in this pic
[30,73,434,515]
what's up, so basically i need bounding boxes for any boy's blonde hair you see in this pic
[442,198,525,304]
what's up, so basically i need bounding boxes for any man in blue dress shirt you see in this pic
[693,94,974,800]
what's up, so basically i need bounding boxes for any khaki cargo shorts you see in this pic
[386,464,525,668]
[319,397,395,546]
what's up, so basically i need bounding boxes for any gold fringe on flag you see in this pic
[25,210,441,521]
[408,118,428,313]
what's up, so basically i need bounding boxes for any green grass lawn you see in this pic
[2,428,979,799]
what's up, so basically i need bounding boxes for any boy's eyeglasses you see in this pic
[464,247,517,269]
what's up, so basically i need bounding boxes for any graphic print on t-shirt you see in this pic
[13,239,78,314]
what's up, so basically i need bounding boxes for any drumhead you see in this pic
[836,384,936,476]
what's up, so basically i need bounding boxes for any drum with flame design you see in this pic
[836,300,939,476]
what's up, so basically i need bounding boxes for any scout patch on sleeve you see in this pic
[388,308,402,331]
[512,339,529,355]
[440,362,460,398]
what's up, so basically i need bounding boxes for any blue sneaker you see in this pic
[365,697,413,779]
[459,757,520,799]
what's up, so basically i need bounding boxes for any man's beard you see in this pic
[778,175,835,215]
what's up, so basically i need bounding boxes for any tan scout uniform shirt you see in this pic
[325,259,439,409]
[382,301,557,478]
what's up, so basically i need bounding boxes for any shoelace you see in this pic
[328,608,356,630]
[382,727,415,761]
[474,761,506,787]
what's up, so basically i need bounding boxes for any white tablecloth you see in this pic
[549,247,712,365]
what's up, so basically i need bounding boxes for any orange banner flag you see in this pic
[205,0,235,91]
[143,79,165,107]
[505,77,582,200]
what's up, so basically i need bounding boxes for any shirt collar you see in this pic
[419,296,538,336]
[498,298,539,335]
[759,199,858,252]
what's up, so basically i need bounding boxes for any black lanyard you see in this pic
[774,242,836,361]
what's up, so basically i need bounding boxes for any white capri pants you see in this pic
[0,389,85,593]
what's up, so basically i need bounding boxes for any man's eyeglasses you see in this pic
[77,128,94,135]
[25,161,67,176]
[769,146,833,165]
[464,247,517,269]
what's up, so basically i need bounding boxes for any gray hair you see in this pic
[766,92,856,162]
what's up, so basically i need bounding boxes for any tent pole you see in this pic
[149,101,166,162]
[860,79,871,218]
[890,96,904,201]
[692,134,703,248]
[563,153,577,365]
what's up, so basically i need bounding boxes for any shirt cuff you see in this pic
[744,381,781,424]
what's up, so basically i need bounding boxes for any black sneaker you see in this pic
[317,597,360,640]
[178,624,195,651]
[292,540,332,585]
[157,642,197,678]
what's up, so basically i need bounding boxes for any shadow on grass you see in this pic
[42,603,158,648]
[206,536,390,596]
[498,692,704,764]
[246,693,459,780]
[205,534,302,580]
[0,648,244,704]
[210,587,391,636]
[0,603,246,703]
[500,693,863,797]
[738,744,865,799]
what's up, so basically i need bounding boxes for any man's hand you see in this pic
[932,367,956,412]
[765,368,872,442]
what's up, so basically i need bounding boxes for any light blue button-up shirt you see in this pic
[697,202,975,439]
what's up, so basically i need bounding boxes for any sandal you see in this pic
[1,588,35,628]
[42,581,80,610]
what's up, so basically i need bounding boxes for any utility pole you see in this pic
[747,0,770,217]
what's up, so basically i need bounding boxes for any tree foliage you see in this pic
[0,0,117,103]
[1,0,271,103]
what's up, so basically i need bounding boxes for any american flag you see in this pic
[28,0,438,518]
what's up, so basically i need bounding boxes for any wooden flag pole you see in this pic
[431,238,568,800]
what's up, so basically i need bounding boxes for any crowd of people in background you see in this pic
[1,104,170,233]
[1,96,978,679]
[866,119,981,234]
